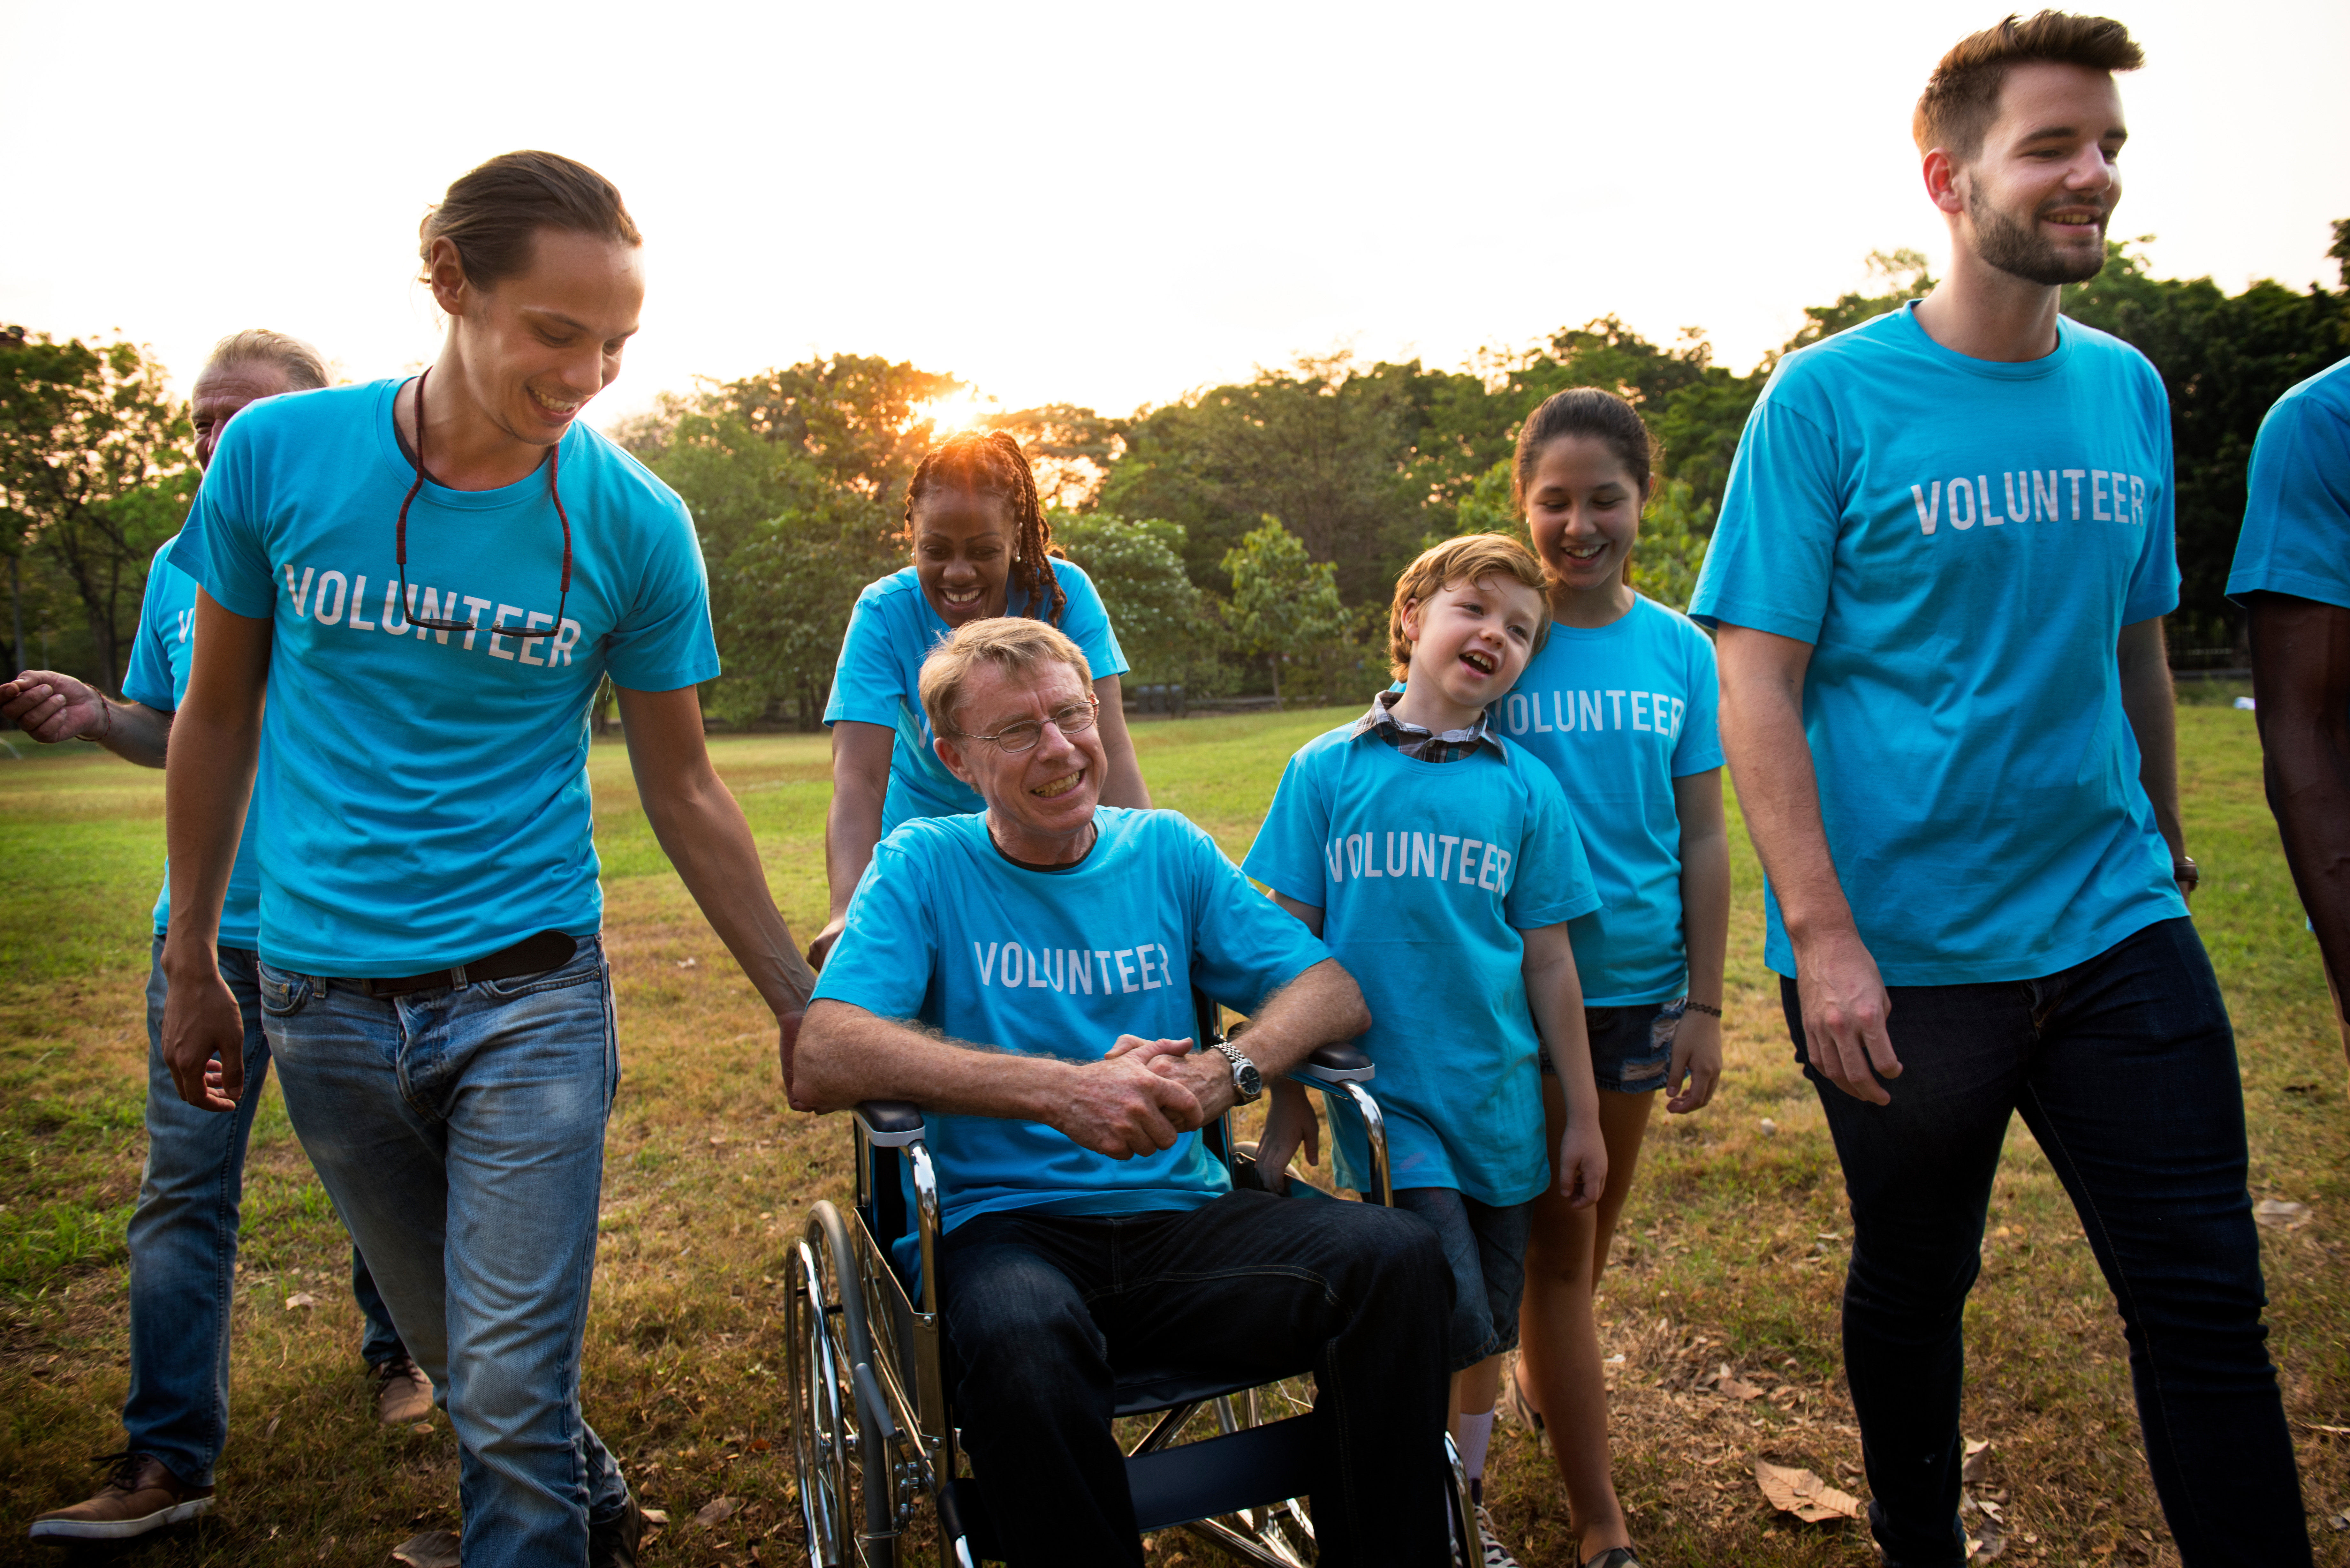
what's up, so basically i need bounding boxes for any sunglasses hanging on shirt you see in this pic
[393,366,572,638]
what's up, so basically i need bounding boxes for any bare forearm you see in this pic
[1094,678,1153,809]
[1524,942,1598,1118]
[646,780,815,1015]
[2118,621,2183,856]
[793,1001,1073,1117]
[163,694,258,961]
[1224,960,1367,1078]
[1675,772,1731,1005]
[824,724,893,922]
[1717,648,1854,944]
[98,700,174,768]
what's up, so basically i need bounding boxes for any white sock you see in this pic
[1458,1409,1495,1483]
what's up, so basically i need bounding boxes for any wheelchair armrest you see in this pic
[854,1100,927,1147]
[1288,1042,1374,1084]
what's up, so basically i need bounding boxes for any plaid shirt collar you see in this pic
[1349,689,1507,763]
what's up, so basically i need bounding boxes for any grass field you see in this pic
[0,706,2343,1566]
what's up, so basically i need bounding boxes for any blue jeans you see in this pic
[1391,1186,1532,1372]
[938,1189,1452,1567]
[123,940,403,1488]
[256,940,630,1567]
[1787,918,2308,1568]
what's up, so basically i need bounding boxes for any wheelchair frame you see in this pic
[784,993,1479,1567]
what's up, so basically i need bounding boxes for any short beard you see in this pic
[1967,185,2109,286]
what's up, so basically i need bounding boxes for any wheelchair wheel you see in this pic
[788,1200,871,1567]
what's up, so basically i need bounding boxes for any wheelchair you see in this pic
[783,991,1481,1567]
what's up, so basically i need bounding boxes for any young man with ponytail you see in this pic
[1693,15,2308,1565]
[158,152,816,1567]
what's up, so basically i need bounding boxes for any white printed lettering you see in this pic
[1159,945,1176,993]
[2130,473,2146,525]
[2064,469,2085,518]
[1384,832,1408,877]
[1606,690,1626,727]
[314,570,348,625]
[1095,951,1115,991]
[1363,827,1383,876]
[975,942,998,984]
[1437,834,1460,879]
[284,565,315,619]
[2003,471,2032,525]
[1576,691,1602,730]
[1532,693,1553,733]
[1044,948,1065,991]
[1948,478,1976,531]
[1980,474,2005,525]
[1027,946,1048,989]
[1458,839,1482,885]
[348,575,378,631]
[519,612,554,666]
[1346,834,1365,878]
[552,617,582,665]
[461,596,491,651]
[1069,949,1093,994]
[1478,843,1502,891]
[1000,944,1023,987]
[379,579,409,635]
[1631,691,1650,731]
[1910,481,1941,536]
[1506,693,1529,734]
[1138,945,1161,989]
[1323,839,1346,882]
[2091,471,2111,520]
[1493,847,1513,890]
[1114,949,1139,993]
[415,587,452,645]
[1668,696,1686,735]
[2033,470,2059,522]
[1412,833,1436,878]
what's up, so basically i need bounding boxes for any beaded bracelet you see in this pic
[1683,1001,1724,1018]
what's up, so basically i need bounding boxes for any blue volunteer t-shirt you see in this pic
[822,562,1129,834]
[2228,356,2350,617]
[173,379,719,976]
[1242,729,1599,1207]
[1490,596,1723,1004]
[1689,303,2186,985]
[812,807,1329,1274]
[122,533,263,950]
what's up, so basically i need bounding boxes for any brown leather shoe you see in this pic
[27,1452,213,1541]
[375,1354,436,1426]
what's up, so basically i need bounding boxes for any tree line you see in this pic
[6,227,2345,720]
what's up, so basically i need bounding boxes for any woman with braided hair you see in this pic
[812,430,1151,964]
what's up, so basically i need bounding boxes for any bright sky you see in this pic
[6,0,2344,428]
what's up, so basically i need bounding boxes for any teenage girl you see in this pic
[812,430,1151,965]
[1503,389,1730,1568]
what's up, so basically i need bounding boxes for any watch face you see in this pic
[1237,1061,1263,1097]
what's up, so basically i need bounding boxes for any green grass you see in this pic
[0,707,2343,1566]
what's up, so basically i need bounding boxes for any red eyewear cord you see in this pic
[394,366,572,638]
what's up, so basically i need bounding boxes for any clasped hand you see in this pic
[1049,1036,1220,1159]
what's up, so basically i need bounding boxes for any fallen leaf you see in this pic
[750,1437,771,1452]
[695,1496,738,1527]
[392,1530,463,1568]
[677,957,698,969]
[1967,1517,2008,1561]
[1759,1118,1778,1137]
[2328,1510,2348,1532]
[1755,1459,1862,1523]
[1721,1376,1767,1401]
[411,1422,433,1436]
[2253,1199,2311,1229]
[284,1292,318,1309]
[640,1509,670,1526]
[1962,1436,1992,1481]
[2299,1422,2350,1436]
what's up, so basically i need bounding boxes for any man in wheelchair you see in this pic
[792,617,1455,1565]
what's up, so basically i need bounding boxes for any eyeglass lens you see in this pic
[992,702,1099,753]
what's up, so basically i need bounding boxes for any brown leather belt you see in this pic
[351,931,580,998]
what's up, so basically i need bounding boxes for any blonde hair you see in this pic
[919,617,1094,739]
[204,329,330,391]
[1387,534,1550,680]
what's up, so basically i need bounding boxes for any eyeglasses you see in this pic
[394,366,571,638]
[951,694,1100,754]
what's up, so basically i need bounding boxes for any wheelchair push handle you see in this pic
[1291,1041,1374,1083]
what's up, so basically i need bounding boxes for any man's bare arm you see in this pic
[160,593,271,1111]
[2249,592,2350,1062]
[1714,624,1899,1105]
[792,1000,1205,1157]
[2117,617,2187,875]
[810,719,895,966]
[0,671,173,767]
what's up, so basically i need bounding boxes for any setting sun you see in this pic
[915,391,987,435]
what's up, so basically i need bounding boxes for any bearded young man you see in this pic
[1689,14,2311,1566]
[159,154,815,1568]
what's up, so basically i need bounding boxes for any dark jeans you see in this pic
[1785,917,2308,1568]
[938,1189,1452,1568]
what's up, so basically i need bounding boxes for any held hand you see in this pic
[805,916,847,973]
[1555,1117,1609,1209]
[1252,1077,1320,1194]
[1793,927,1899,1105]
[1664,1007,1724,1115]
[159,946,244,1113]
[0,672,107,745]
[1050,1049,1206,1159]
[777,1008,813,1112]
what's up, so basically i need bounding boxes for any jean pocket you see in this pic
[255,962,314,1017]
[476,944,603,1002]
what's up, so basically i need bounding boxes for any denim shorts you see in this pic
[1539,999,1683,1094]
[1391,1187,1534,1373]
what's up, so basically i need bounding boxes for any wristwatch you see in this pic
[2174,855,2200,890]
[1209,1040,1263,1104]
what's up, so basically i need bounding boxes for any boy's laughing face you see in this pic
[1400,574,1544,719]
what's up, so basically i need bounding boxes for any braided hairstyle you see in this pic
[903,430,1067,625]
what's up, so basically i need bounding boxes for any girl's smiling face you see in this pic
[912,489,1014,628]
[1525,434,1653,600]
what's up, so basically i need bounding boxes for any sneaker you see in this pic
[375,1355,436,1426]
[27,1452,213,1541]
[588,1496,645,1568]
[1475,1503,1521,1568]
